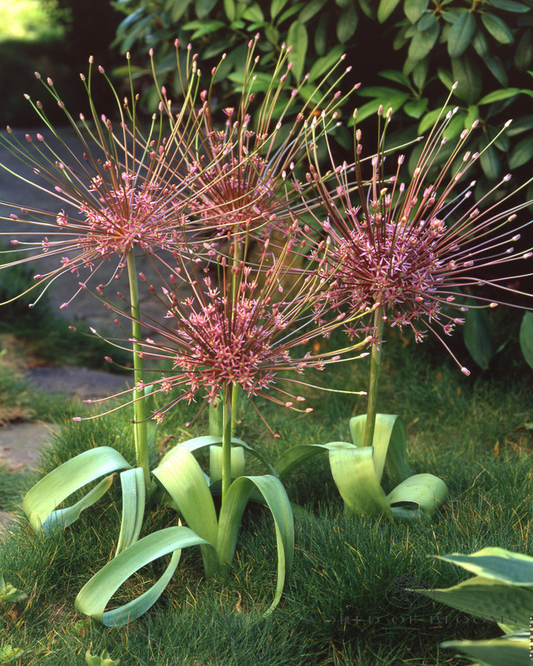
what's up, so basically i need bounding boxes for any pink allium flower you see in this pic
[102,234,366,430]
[307,106,533,367]
[157,36,354,251]
[0,60,202,308]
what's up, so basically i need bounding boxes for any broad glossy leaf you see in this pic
[486,0,529,12]
[23,447,131,532]
[115,468,145,556]
[170,0,192,23]
[75,526,211,626]
[437,67,454,90]
[404,0,429,24]
[404,98,429,119]
[412,58,429,91]
[506,114,533,136]
[519,311,533,370]
[160,435,276,476]
[442,638,530,666]
[271,0,290,19]
[448,12,476,59]
[481,13,514,44]
[308,45,346,82]
[451,56,482,104]
[242,3,264,22]
[408,22,440,62]
[378,0,402,23]
[484,54,508,86]
[287,21,308,82]
[349,414,412,483]
[300,0,327,23]
[515,30,533,71]
[195,0,218,19]
[509,136,533,169]
[379,69,410,86]
[465,104,480,127]
[275,442,352,481]
[479,88,521,103]
[217,475,294,611]
[463,302,495,370]
[224,0,236,21]
[479,144,500,180]
[418,12,436,30]
[387,473,448,520]
[337,3,358,42]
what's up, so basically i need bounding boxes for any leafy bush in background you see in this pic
[112,0,533,201]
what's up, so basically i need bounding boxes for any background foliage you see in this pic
[112,0,533,204]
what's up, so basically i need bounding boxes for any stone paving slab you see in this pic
[0,421,60,471]
[0,366,135,535]
[25,366,133,401]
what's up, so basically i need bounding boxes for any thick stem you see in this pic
[363,305,386,449]
[126,251,150,488]
[221,383,232,504]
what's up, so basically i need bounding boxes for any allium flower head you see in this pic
[102,233,366,430]
[157,36,355,250]
[308,104,533,365]
[0,56,207,308]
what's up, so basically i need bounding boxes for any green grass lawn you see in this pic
[0,311,531,665]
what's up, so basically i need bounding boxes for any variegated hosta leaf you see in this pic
[418,548,533,665]
[441,638,531,666]
[23,447,132,532]
[75,526,211,626]
[437,547,533,586]
[423,576,533,630]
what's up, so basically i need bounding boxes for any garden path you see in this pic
[0,365,133,535]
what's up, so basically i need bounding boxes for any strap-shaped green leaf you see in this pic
[274,442,352,482]
[209,445,245,484]
[349,414,412,483]
[329,445,393,519]
[160,435,277,477]
[441,638,530,666]
[387,473,448,520]
[115,468,145,556]
[152,446,219,576]
[75,526,211,626]
[217,475,294,612]
[23,447,132,532]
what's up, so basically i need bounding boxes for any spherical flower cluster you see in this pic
[308,107,533,357]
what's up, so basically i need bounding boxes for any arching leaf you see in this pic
[23,447,131,532]
[75,527,211,626]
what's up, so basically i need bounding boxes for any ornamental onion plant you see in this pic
[1,41,365,623]
[297,95,533,513]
